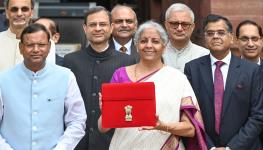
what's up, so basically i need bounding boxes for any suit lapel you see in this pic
[200,56,214,100]
[131,41,136,55]
[131,41,139,56]
[131,41,140,62]
[222,55,241,118]
[109,38,115,50]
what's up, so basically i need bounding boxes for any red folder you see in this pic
[101,82,156,128]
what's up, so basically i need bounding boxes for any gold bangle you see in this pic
[158,122,168,135]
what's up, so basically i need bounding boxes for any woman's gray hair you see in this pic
[165,3,194,23]
[134,20,168,45]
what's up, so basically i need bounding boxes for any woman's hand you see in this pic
[139,113,195,137]
[99,92,102,111]
[97,92,112,133]
[139,115,165,131]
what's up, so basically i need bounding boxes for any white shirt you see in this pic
[257,58,261,65]
[0,29,22,71]
[113,38,132,55]
[210,52,232,89]
[0,28,56,72]
[0,64,87,149]
[47,39,56,64]
[163,41,209,72]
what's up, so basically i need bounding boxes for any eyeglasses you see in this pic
[9,6,31,13]
[167,21,192,30]
[87,22,110,28]
[205,30,229,37]
[238,36,262,43]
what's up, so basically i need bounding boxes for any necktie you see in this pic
[119,46,127,53]
[214,61,224,134]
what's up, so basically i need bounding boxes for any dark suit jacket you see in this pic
[0,13,7,32]
[256,62,263,146]
[55,54,63,66]
[109,37,140,62]
[184,54,263,150]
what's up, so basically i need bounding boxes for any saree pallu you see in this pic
[161,96,207,150]
[109,66,207,150]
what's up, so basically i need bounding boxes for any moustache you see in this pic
[119,29,131,32]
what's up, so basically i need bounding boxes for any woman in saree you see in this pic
[98,20,207,150]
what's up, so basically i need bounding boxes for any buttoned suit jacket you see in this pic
[184,54,263,150]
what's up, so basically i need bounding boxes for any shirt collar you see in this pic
[21,62,48,78]
[113,38,132,51]
[210,51,231,66]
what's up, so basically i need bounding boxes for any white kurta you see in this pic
[0,29,56,72]
[163,41,209,73]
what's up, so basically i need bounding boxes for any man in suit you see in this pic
[236,20,263,65]
[110,4,139,61]
[184,14,263,150]
[63,6,136,150]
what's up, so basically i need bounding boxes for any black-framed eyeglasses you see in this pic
[205,30,229,37]
[9,6,31,13]
[238,36,262,43]
[167,21,192,30]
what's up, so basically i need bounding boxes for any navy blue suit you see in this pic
[184,54,263,150]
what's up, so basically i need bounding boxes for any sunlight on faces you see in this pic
[83,11,112,45]
[6,0,33,29]
[19,31,50,68]
[137,27,165,62]
[204,20,233,54]
[111,7,137,39]
[237,24,263,60]
[165,10,194,42]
